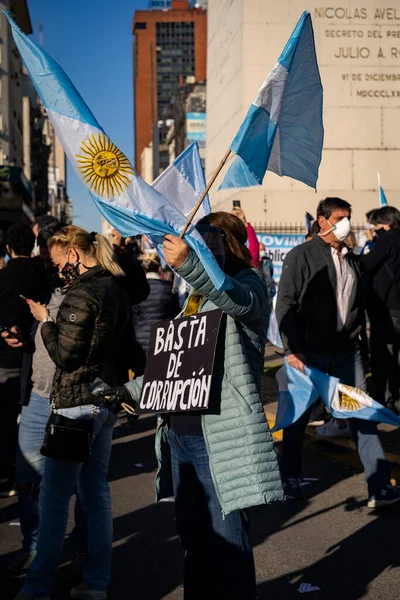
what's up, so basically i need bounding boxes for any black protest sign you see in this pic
[136,309,223,414]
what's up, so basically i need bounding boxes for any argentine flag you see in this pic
[272,361,400,431]
[273,364,319,431]
[220,11,323,191]
[378,172,388,206]
[5,12,229,291]
[153,142,210,222]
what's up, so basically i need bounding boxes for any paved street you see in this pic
[2,401,400,600]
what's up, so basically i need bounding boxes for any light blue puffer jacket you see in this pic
[125,251,284,514]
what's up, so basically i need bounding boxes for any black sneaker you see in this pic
[282,476,305,500]
[368,485,400,508]
[6,551,35,578]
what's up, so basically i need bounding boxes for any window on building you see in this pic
[134,22,147,31]
[155,21,196,120]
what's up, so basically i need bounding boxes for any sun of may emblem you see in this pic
[338,385,362,412]
[76,133,134,198]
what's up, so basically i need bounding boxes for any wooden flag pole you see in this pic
[179,149,232,239]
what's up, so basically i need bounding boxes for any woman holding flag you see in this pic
[105,212,284,600]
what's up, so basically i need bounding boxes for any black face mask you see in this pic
[375,228,387,239]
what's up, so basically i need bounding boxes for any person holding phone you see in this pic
[0,224,48,497]
[15,226,134,600]
[231,202,260,267]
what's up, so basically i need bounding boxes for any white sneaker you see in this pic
[70,582,107,600]
[315,419,351,438]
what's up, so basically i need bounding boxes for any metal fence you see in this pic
[253,222,366,234]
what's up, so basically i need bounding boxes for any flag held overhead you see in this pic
[220,11,323,191]
[378,172,388,206]
[4,11,230,292]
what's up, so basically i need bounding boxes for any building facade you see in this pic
[206,0,400,227]
[133,0,206,176]
[0,0,34,234]
[0,2,72,255]
[148,1,209,11]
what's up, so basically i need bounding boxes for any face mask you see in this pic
[320,217,352,242]
[375,228,387,239]
[59,261,80,284]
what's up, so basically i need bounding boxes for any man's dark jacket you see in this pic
[0,258,48,369]
[361,228,400,314]
[276,235,365,356]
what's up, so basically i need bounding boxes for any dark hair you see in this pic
[197,211,252,275]
[367,210,380,226]
[316,197,352,220]
[373,206,400,230]
[36,219,64,248]
[366,209,378,222]
[6,223,35,257]
[33,215,60,232]
[139,252,160,274]
[305,220,320,240]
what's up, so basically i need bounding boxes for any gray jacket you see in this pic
[125,251,284,515]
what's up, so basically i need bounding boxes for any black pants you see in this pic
[370,311,400,406]
[281,350,390,495]
[0,374,21,480]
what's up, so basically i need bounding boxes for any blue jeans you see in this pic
[168,429,256,600]
[17,391,87,555]
[281,349,391,494]
[23,406,117,595]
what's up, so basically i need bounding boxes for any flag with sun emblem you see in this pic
[272,360,400,431]
[5,12,230,292]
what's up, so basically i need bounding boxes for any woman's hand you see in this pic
[231,207,247,226]
[28,300,49,323]
[163,234,190,268]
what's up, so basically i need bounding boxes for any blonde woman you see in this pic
[17,226,131,600]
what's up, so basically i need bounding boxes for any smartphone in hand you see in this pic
[0,326,23,342]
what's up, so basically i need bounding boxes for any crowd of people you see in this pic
[0,199,399,600]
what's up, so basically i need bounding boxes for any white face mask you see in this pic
[320,217,352,242]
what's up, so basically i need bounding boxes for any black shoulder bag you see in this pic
[40,402,93,462]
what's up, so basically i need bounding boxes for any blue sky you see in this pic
[28,0,148,231]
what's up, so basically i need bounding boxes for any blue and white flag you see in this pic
[5,12,229,291]
[267,296,283,348]
[153,142,210,222]
[220,11,323,191]
[378,171,388,208]
[273,360,400,431]
[305,212,314,235]
[379,187,388,206]
[273,364,319,431]
[378,172,388,206]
